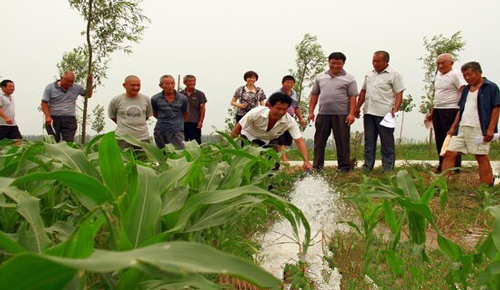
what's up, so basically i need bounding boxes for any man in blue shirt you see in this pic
[151,75,188,150]
[443,62,500,186]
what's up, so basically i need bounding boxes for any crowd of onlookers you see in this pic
[1,50,499,186]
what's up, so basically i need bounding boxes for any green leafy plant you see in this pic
[0,132,311,289]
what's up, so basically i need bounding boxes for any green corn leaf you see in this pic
[118,134,167,170]
[185,196,263,232]
[383,250,404,275]
[99,132,128,198]
[123,165,162,249]
[438,235,463,260]
[0,231,26,254]
[160,186,189,216]
[383,201,400,234]
[0,254,77,290]
[159,158,192,190]
[396,170,420,201]
[216,130,240,149]
[13,171,114,210]
[0,242,281,290]
[140,273,220,290]
[487,205,500,251]
[338,221,363,236]
[45,142,102,181]
[2,187,50,253]
[407,211,427,245]
[204,162,230,191]
[46,213,105,258]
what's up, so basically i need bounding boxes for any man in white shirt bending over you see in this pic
[231,92,313,172]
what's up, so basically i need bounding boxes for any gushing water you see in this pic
[256,175,348,289]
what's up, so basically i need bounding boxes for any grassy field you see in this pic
[272,164,500,289]
[285,141,500,161]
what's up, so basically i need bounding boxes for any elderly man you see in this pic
[231,92,313,172]
[443,62,500,186]
[308,52,358,172]
[425,53,467,172]
[180,75,207,144]
[108,75,153,149]
[151,75,188,150]
[41,71,92,142]
[355,51,405,171]
[0,80,22,141]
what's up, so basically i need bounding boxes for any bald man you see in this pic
[425,53,466,172]
[41,71,93,142]
[108,75,153,149]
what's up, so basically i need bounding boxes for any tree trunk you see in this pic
[82,0,93,144]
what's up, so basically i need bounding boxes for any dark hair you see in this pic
[328,52,346,62]
[243,71,259,81]
[268,92,292,107]
[374,50,390,62]
[461,62,482,73]
[281,75,296,83]
[0,79,13,88]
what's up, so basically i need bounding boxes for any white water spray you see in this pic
[256,175,349,289]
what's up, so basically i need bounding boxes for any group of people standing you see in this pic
[229,50,500,186]
[1,49,499,186]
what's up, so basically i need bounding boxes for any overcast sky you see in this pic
[3,0,499,141]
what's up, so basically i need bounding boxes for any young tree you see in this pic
[289,34,327,121]
[418,31,466,152]
[90,104,105,134]
[59,0,150,143]
[398,94,416,143]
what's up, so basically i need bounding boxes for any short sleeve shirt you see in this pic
[0,93,16,126]
[239,106,302,144]
[362,66,405,117]
[42,81,86,116]
[311,70,358,115]
[234,85,266,116]
[434,69,467,109]
[151,91,188,132]
[108,93,152,141]
[180,89,207,123]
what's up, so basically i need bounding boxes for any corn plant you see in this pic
[0,132,311,289]
[343,169,500,289]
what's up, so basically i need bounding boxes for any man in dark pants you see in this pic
[0,80,22,141]
[180,75,207,144]
[425,53,466,172]
[151,75,188,150]
[308,52,358,172]
[355,51,405,171]
[41,71,92,142]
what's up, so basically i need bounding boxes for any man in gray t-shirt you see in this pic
[108,75,153,149]
[41,71,92,142]
[308,52,358,172]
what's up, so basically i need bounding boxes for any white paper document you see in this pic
[379,112,399,128]
[474,133,500,144]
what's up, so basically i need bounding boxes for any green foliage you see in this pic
[90,104,105,134]
[59,0,150,143]
[0,133,311,288]
[419,31,466,115]
[342,169,500,289]
[289,33,327,117]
